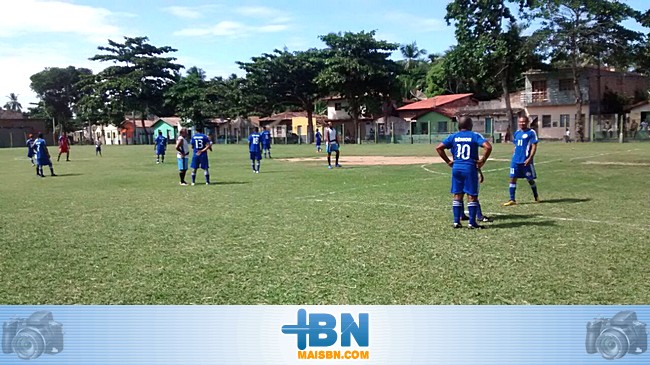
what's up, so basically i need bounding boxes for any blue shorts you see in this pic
[326,143,339,153]
[190,154,209,170]
[250,151,262,161]
[509,162,536,180]
[177,157,188,171]
[262,142,271,150]
[37,157,51,166]
[450,168,479,196]
[156,147,166,155]
[27,150,34,158]
[316,140,321,147]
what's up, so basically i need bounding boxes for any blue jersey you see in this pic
[511,129,538,164]
[248,132,262,153]
[315,132,322,143]
[191,133,211,155]
[33,138,48,160]
[26,138,35,155]
[261,130,271,144]
[442,130,487,170]
[155,135,167,149]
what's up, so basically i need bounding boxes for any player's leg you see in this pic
[504,163,520,206]
[464,171,483,228]
[36,163,41,177]
[476,199,492,222]
[256,153,261,173]
[57,151,61,162]
[66,151,69,161]
[156,152,160,164]
[190,156,198,184]
[161,151,165,163]
[335,146,341,167]
[526,163,539,202]
[202,157,210,184]
[450,170,465,228]
[326,144,332,168]
[267,145,271,159]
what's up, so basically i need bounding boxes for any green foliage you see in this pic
[29,66,92,132]
[85,36,183,140]
[317,30,401,125]
[4,93,22,112]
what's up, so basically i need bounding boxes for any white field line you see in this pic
[304,198,645,229]
[568,149,639,161]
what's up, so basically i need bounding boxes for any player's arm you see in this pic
[435,143,453,167]
[524,143,537,166]
[200,139,212,154]
[477,141,492,169]
[175,138,185,156]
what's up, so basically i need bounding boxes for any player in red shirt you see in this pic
[57,134,70,162]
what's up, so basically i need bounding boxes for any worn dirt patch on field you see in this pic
[280,155,447,166]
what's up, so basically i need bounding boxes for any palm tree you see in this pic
[4,93,22,112]
[400,42,427,70]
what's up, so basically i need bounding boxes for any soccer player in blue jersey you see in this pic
[155,130,168,164]
[33,133,56,177]
[436,117,492,229]
[261,126,272,158]
[315,129,322,152]
[503,116,540,206]
[248,127,262,173]
[26,134,35,166]
[190,126,212,185]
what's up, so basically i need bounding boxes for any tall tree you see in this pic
[238,48,327,143]
[88,36,183,144]
[30,66,92,132]
[446,0,537,129]
[529,0,643,138]
[4,93,22,112]
[400,41,427,70]
[165,67,217,127]
[317,30,401,143]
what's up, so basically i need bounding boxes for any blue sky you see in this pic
[1,0,649,108]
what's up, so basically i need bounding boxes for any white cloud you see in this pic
[388,12,447,32]
[0,43,109,108]
[235,6,283,18]
[163,6,203,19]
[174,20,291,38]
[0,0,125,42]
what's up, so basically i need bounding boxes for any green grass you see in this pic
[1,141,649,304]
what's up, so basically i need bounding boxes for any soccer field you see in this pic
[1,142,649,304]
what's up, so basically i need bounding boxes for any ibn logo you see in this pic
[282,309,369,350]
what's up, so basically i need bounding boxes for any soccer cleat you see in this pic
[156,161,160,164]
[461,215,470,221]
[335,164,342,168]
[51,173,57,177]
[180,182,188,186]
[191,183,195,186]
[453,223,463,229]
[328,165,333,169]
[534,197,541,203]
[255,170,259,174]
[206,182,210,185]
[477,216,493,223]
[503,200,517,206]
[467,224,486,229]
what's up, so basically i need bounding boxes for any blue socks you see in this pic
[509,183,516,201]
[453,200,463,224]
[468,201,479,226]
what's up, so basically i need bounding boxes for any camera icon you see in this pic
[586,310,647,360]
[2,311,63,360]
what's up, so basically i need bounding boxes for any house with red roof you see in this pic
[396,93,477,139]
